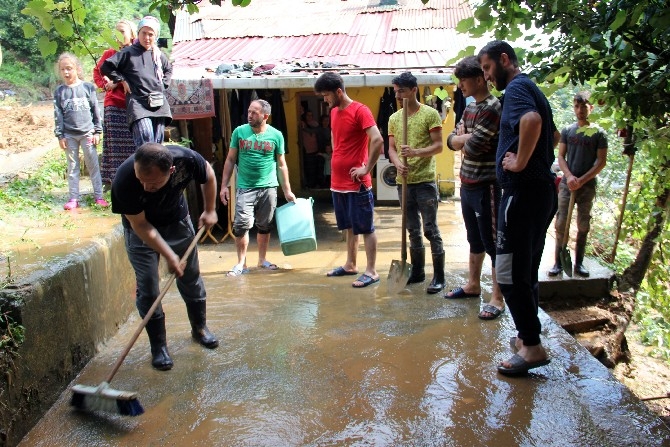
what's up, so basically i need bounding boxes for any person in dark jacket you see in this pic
[93,19,138,187]
[100,16,172,148]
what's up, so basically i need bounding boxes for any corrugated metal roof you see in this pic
[171,0,480,74]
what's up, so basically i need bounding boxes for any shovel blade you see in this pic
[387,259,412,294]
[559,246,573,278]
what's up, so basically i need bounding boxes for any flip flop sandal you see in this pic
[326,266,358,277]
[497,354,551,375]
[352,274,380,288]
[444,287,480,299]
[478,304,505,320]
[227,265,249,277]
[259,260,279,270]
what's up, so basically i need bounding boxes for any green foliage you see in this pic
[4,0,154,73]
[0,311,24,352]
[0,54,51,101]
[0,0,45,71]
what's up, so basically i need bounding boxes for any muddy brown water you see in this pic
[17,203,670,446]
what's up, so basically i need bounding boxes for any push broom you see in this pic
[70,226,206,416]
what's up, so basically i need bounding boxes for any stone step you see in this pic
[549,306,613,333]
[540,256,614,302]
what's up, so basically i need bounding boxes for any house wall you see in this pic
[280,85,457,199]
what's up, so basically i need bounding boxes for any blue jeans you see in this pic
[396,182,443,253]
[460,183,501,263]
[496,181,557,346]
[124,217,206,318]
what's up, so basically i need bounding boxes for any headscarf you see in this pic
[137,16,163,82]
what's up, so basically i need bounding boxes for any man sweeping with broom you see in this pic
[71,143,219,416]
[111,142,220,370]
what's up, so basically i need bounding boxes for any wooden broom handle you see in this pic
[401,97,409,263]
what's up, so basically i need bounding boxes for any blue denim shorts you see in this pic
[332,186,375,235]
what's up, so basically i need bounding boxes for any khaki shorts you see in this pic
[232,187,277,236]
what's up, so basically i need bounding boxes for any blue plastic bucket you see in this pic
[275,197,317,256]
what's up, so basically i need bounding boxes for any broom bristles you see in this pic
[70,383,144,416]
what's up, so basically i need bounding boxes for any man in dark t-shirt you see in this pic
[112,143,219,371]
[548,92,608,278]
[478,41,559,376]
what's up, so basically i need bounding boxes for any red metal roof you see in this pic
[171,0,479,72]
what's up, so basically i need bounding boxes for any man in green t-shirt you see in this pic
[387,72,446,294]
[220,99,296,276]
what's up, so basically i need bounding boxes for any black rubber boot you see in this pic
[574,236,590,277]
[426,252,446,294]
[145,315,173,371]
[185,301,219,349]
[547,245,562,276]
[407,247,425,284]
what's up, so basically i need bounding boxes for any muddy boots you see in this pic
[574,235,590,277]
[426,252,446,294]
[547,245,562,276]
[407,247,425,284]
[186,301,219,349]
[145,315,173,371]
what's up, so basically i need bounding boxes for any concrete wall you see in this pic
[0,225,135,447]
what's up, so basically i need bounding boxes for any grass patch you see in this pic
[0,150,112,218]
[0,156,67,216]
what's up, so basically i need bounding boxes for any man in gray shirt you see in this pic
[548,91,607,277]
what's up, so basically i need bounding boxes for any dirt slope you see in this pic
[0,102,55,155]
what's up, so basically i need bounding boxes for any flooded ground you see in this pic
[17,202,670,446]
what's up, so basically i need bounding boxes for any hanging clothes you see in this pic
[229,89,243,130]
[238,89,254,128]
[257,89,288,153]
[220,89,232,151]
[453,87,466,124]
[377,86,397,159]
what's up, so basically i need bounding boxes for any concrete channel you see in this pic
[5,200,670,446]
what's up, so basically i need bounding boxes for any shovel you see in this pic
[388,98,412,294]
[559,191,575,277]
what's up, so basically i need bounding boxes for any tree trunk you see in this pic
[602,161,670,367]
[168,12,176,37]
[619,185,670,291]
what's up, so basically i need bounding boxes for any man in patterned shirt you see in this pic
[387,72,446,294]
[478,41,559,375]
[446,57,505,320]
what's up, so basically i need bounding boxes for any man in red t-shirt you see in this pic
[314,73,383,288]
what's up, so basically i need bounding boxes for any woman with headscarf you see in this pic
[93,19,138,187]
[100,16,172,148]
